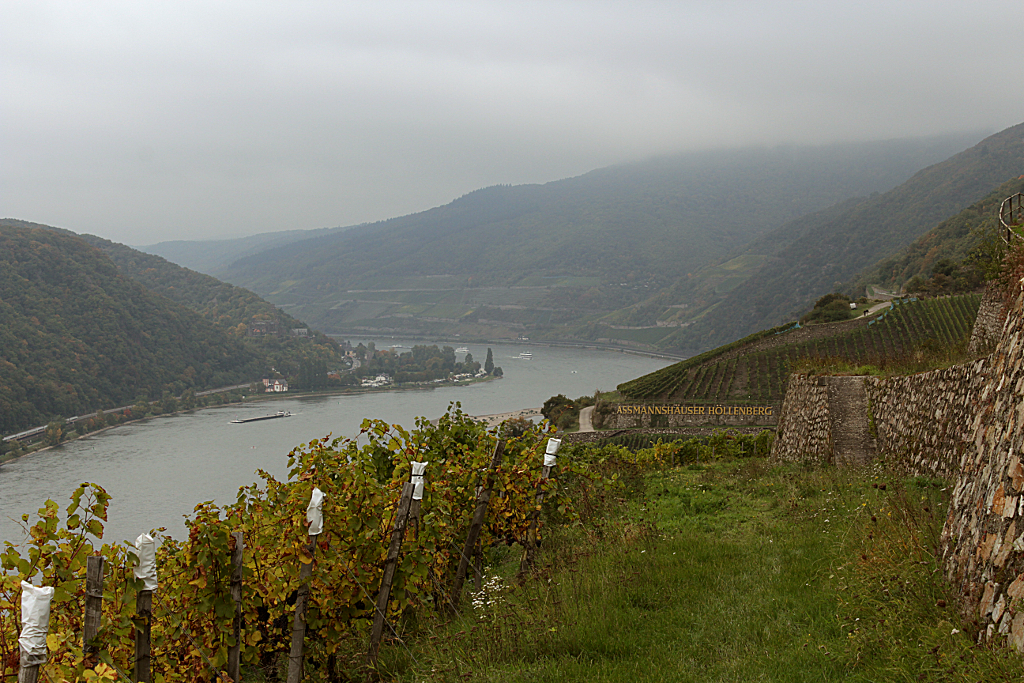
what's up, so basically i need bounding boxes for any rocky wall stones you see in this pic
[771,375,832,463]
[864,360,987,479]
[940,286,1024,649]
[969,284,1007,354]
[827,376,876,466]
[767,281,1024,651]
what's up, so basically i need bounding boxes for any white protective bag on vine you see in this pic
[307,487,325,536]
[19,581,54,665]
[411,461,428,500]
[133,532,159,591]
[544,437,561,467]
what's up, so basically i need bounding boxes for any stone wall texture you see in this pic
[771,375,831,462]
[940,286,1024,648]
[772,284,1024,649]
[771,375,876,465]
[969,284,1007,354]
[864,360,987,480]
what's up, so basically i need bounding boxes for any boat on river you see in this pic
[455,347,469,353]
[519,352,533,359]
[230,411,292,424]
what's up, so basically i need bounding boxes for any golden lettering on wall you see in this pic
[613,404,775,416]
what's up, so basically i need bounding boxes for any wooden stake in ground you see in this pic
[133,532,159,683]
[368,481,415,664]
[83,555,105,667]
[520,437,560,573]
[17,662,39,683]
[228,531,244,683]
[451,439,506,607]
[134,590,153,682]
[408,460,428,541]
[287,488,325,683]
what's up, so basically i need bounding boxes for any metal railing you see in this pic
[999,192,1024,244]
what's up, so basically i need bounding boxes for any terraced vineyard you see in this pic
[617,293,982,402]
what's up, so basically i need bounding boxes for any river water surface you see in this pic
[1,342,670,545]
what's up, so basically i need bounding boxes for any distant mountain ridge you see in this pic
[849,176,1024,294]
[656,122,1024,354]
[140,225,354,275]
[193,134,983,344]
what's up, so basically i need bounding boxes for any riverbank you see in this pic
[471,407,542,428]
[336,334,688,361]
[0,375,505,466]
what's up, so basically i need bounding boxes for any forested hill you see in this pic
[849,176,1024,294]
[1,219,348,398]
[202,136,979,339]
[657,122,1024,354]
[0,224,264,434]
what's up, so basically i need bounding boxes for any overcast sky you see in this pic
[2,1,1021,245]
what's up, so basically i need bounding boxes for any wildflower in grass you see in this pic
[471,574,508,617]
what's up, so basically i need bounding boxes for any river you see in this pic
[0,342,670,546]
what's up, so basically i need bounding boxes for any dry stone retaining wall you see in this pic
[864,360,987,480]
[771,375,831,463]
[771,284,1024,650]
[940,287,1024,648]
[771,375,876,465]
[969,284,1007,354]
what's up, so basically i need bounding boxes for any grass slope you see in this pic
[618,293,981,402]
[365,456,1020,682]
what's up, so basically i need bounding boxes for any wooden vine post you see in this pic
[134,590,153,682]
[83,555,105,667]
[520,437,561,573]
[450,439,506,607]
[17,659,40,683]
[17,660,40,683]
[132,532,159,683]
[367,481,415,664]
[227,531,244,683]
[287,488,325,683]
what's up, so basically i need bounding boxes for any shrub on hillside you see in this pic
[905,257,984,296]
[542,394,595,430]
[801,293,854,324]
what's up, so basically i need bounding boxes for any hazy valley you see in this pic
[141,132,1007,356]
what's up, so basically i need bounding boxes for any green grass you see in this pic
[356,457,1024,682]
[237,454,1024,681]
